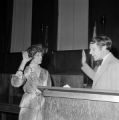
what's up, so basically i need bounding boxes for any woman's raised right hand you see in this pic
[22,51,32,63]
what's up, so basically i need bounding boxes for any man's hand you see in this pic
[82,50,86,65]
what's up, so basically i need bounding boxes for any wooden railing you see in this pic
[42,86,119,102]
[1,72,119,120]
[40,87,119,120]
[0,103,19,120]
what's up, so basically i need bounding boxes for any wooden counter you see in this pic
[39,87,119,120]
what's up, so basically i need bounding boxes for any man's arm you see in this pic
[81,50,95,80]
[81,63,95,80]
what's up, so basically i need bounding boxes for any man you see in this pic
[81,35,119,91]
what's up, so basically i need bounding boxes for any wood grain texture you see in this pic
[43,97,119,120]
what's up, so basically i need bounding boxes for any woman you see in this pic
[11,44,51,120]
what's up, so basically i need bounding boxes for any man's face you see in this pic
[89,43,104,61]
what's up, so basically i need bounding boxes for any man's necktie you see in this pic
[94,59,103,72]
[96,59,103,67]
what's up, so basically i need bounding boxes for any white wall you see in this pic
[10,0,32,52]
[57,0,89,50]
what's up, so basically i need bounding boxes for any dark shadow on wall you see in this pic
[111,47,119,59]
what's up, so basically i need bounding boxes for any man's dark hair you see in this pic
[91,35,112,50]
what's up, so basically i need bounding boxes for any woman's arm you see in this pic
[11,51,31,87]
[11,70,25,87]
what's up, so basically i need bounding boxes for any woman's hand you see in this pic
[82,50,86,65]
[17,51,32,72]
[16,70,23,79]
[22,51,32,63]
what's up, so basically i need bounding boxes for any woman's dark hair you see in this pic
[26,44,47,58]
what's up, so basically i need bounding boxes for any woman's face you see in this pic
[32,52,43,64]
